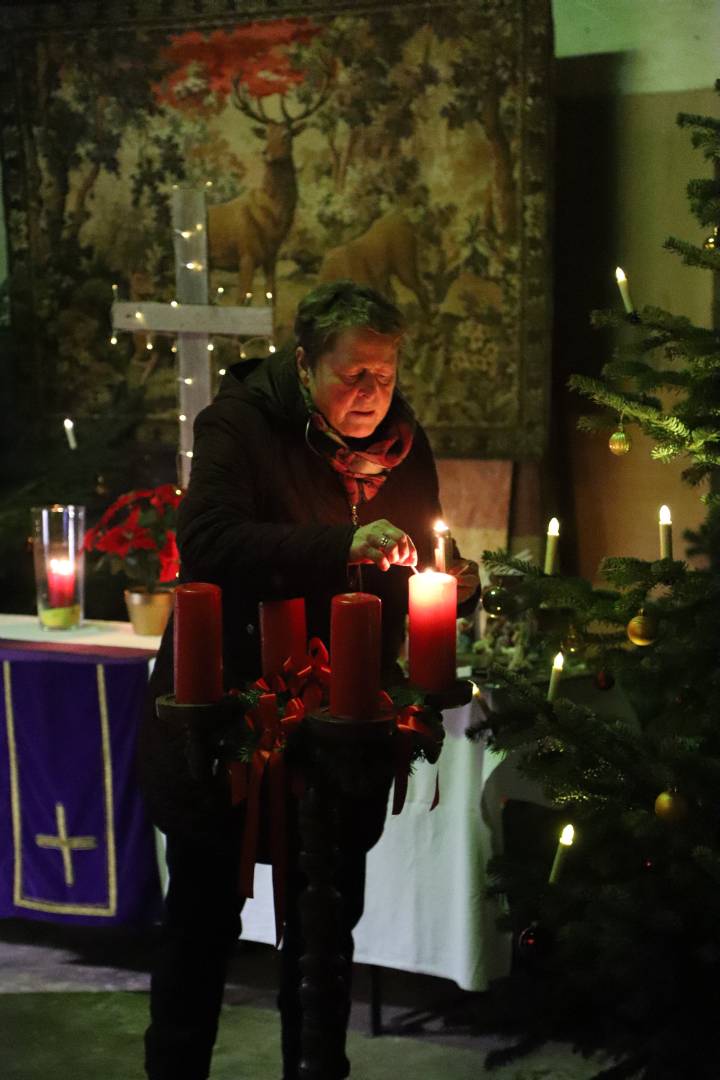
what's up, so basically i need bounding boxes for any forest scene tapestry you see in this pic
[1,0,552,461]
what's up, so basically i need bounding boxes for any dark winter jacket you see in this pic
[139,351,444,832]
[151,349,443,698]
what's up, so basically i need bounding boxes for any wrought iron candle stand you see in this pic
[155,678,473,1080]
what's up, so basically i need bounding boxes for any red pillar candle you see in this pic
[174,582,223,704]
[329,592,381,720]
[259,598,307,679]
[408,570,457,693]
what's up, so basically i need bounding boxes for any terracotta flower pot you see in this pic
[124,587,174,636]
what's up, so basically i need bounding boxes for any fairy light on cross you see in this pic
[110,186,274,486]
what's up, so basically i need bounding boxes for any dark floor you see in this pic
[0,918,603,1077]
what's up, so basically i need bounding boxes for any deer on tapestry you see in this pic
[318,211,430,313]
[207,76,330,302]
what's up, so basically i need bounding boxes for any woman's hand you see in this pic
[349,519,418,572]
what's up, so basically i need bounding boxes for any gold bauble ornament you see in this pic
[654,790,689,824]
[609,430,631,455]
[627,613,658,646]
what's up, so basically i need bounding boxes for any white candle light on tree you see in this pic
[544,517,560,574]
[63,418,78,450]
[548,823,575,884]
[615,266,635,315]
[547,651,564,702]
[433,519,453,573]
[658,504,673,559]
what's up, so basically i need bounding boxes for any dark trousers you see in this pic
[144,793,388,1080]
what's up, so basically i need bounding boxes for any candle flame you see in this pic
[553,652,564,672]
[434,519,449,535]
[49,557,73,576]
[659,504,672,525]
[559,824,575,847]
[63,418,74,431]
[615,266,627,283]
[547,517,560,536]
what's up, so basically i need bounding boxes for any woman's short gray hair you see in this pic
[294,280,405,370]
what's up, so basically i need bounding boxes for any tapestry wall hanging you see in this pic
[0,0,552,458]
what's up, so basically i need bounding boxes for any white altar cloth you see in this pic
[239,697,540,992]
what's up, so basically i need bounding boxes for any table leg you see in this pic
[370,965,383,1036]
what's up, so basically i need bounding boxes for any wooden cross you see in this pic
[35,801,97,888]
[111,188,274,487]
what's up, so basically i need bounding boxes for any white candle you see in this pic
[615,266,634,314]
[544,517,560,574]
[433,519,453,573]
[658,504,672,559]
[63,418,77,450]
[548,823,575,884]
[546,651,564,702]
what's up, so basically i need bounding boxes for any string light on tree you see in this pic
[544,517,560,574]
[615,266,635,315]
[109,335,118,346]
[548,824,575,884]
[546,651,564,702]
[63,418,77,450]
[658,504,673,559]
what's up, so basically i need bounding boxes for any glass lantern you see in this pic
[32,505,86,630]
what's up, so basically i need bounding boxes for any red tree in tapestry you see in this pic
[155,21,332,300]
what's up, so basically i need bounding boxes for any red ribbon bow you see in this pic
[233,692,306,946]
[393,703,441,816]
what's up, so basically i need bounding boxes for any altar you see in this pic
[0,614,529,991]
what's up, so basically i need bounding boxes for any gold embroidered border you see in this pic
[4,660,118,916]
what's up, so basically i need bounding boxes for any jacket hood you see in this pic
[215,348,306,428]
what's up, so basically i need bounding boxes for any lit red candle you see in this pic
[174,582,223,704]
[47,557,76,607]
[259,597,307,679]
[329,592,381,720]
[408,570,457,692]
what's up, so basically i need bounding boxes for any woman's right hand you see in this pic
[349,519,418,572]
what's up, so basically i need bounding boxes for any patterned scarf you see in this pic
[301,383,415,507]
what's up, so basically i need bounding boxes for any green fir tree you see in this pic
[475,83,720,1079]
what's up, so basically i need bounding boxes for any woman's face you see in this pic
[297,327,399,438]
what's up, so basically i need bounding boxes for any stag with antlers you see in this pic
[207,74,331,302]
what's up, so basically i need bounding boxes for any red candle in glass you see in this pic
[329,592,381,720]
[408,570,457,692]
[259,598,307,679]
[174,582,223,704]
[47,557,76,607]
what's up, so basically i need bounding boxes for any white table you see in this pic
[239,696,541,992]
[0,613,161,651]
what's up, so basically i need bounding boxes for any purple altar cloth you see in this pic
[0,640,163,925]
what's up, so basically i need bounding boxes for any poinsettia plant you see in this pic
[84,484,182,593]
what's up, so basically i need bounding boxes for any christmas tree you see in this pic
[475,83,720,1079]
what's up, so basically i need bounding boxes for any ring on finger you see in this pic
[379,534,393,551]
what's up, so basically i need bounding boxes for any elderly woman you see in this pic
[141,281,477,1080]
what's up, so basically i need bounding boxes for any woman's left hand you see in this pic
[448,559,480,606]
